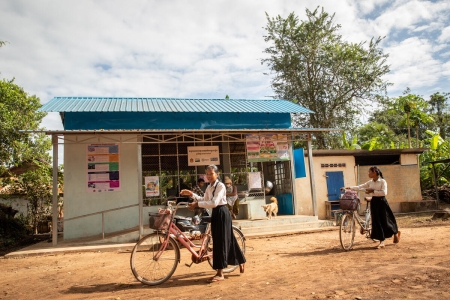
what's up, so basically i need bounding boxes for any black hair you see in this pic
[369,166,384,179]
[206,164,219,174]
[197,178,205,183]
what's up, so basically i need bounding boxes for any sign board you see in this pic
[246,134,290,162]
[187,146,220,166]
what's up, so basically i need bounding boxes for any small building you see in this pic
[39,97,332,244]
[296,149,430,220]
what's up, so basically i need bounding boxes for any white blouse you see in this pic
[350,177,387,197]
[192,179,227,208]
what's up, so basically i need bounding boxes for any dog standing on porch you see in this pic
[262,197,278,219]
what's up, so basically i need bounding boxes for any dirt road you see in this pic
[1,214,449,300]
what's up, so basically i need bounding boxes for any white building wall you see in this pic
[295,156,357,219]
[63,134,140,240]
[0,197,28,217]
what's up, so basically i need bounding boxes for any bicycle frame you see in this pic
[154,202,212,263]
[343,199,371,237]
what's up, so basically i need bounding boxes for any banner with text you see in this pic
[187,146,220,166]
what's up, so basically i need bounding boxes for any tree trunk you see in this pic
[407,112,411,148]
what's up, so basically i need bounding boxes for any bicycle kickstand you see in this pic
[185,262,193,268]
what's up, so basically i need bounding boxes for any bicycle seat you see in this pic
[364,197,372,202]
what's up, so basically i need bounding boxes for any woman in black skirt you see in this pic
[182,165,246,282]
[347,166,401,249]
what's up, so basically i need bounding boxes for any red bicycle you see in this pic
[130,201,246,285]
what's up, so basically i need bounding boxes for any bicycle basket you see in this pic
[339,199,360,210]
[339,190,360,210]
[149,210,172,230]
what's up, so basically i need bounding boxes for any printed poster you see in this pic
[145,176,160,197]
[246,134,290,162]
[87,144,120,192]
[248,172,262,190]
[187,146,220,166]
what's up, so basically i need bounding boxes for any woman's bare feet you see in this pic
[239,263,245,273]
[393,231,401,243]
[376,242,385,249]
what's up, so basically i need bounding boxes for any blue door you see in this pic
[326,171,344,201]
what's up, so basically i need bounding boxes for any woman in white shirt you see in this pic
[182,165,246,282]
[347,166,401,249]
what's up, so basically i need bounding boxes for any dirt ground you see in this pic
[1,213,450,300]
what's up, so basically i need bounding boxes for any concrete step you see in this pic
[58,216,334,245]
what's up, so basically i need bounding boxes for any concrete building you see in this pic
[40,97,332,244]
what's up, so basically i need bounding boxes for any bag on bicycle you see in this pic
[339,190,360,210]
[150,208,172,230]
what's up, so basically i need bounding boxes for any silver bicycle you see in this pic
[339,196,372,250]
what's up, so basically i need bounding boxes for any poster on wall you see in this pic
[246,134,290,162]
[87,144,120,192]
[187,146,220,166]
[145,176,160,197]
[248,172,262,190]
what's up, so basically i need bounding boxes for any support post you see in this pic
[137,136,143,238]
[432,163,440,210]
[52,134,59,246]
[307,136,317,217]
[288,140,297,215]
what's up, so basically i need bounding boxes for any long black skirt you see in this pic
[211,205,246,270]
[370,196,399,241]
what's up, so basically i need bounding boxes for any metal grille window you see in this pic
[268,161,292,195]
[141,134,250,205]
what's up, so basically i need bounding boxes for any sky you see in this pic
[1,0,450,134]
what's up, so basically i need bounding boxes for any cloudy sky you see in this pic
[1,0,450,132]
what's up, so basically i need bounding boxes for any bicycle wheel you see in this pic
[130,232,180,286]
[340,212,355,251]
[207,225,246,273]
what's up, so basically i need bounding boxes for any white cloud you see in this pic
[438,26,450,43]
[384,37,442,94]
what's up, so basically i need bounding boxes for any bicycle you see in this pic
[339,196,373,251]
[130,201,246,286]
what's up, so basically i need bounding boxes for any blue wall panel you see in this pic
[277,193,294,215]
[63,112,292,130]
[293,148,306,178]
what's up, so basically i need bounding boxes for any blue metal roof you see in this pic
[39,97,314,114]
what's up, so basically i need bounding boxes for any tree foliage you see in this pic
[0,79,48,174]
[262,7,391,149]
[427,92,450,139]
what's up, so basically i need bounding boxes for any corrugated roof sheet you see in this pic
[39,97,314,114]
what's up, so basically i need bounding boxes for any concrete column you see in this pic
[307,136,317,216]
[52,134,59,246]
[137,135,143,238]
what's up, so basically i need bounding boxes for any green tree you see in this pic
[262,7,391,148]
[387,91,430,148]
[419,130,450,189]
[357,122,404,150]
[0,79,48,173]
[3,162,63,234]
[428,92,449,140]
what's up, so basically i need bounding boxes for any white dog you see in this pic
[262,197,278,219]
